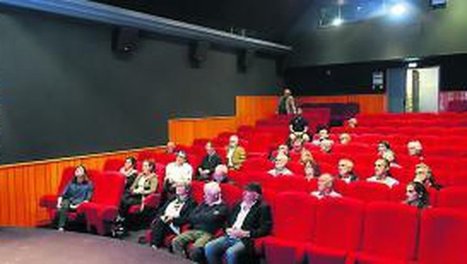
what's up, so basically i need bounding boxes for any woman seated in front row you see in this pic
[56,165,94,231]
[149,182,197,248]
[119,156,139,191]
[404,181,430,209]
[118,160,158,223]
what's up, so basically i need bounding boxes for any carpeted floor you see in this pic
[0,228,191,264]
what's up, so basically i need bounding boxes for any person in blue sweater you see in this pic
[56,165,93,231]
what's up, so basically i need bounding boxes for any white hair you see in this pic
[204,181,221,195]
[229,135,239,144]
[407,140,423,151]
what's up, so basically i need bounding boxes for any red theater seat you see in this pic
[103,158,125,172]
[82,171,125,235]
[350,202,419,263]
[436,187,467,209]
[305,198,365,264]
[346,181,391,202]
[264,192,318,264]
[39,167,101,224]
[418,208,467,264]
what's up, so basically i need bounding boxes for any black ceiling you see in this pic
[92,0,315,42]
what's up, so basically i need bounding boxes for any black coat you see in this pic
[227,201,272,251]
[197,153,223,180]
[155,196,197,227]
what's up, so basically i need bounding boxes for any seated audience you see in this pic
[197,142,222,181]
[347,117,358,128]
[226,135,246,170]
[339,133,352,145]
[118,160,158,221]
[119,156,139,191]
[304,162,320,181]
[311,173,342,199]
[205,183,272,264]
[407,140,424,160]
[312,128,331,146]
[269,144,290,161]
[277,88,297,115]
[268,154,293,177]
[166,141,177,154]
[413,163,442,190]
[56,165,93,231]
[320,139,334,153]
[289,107,310,142]
[404,181,430,209]
[367,158,399,188]
[290,138,305,155]
[300,150,320,180]
[172,182,228,261]
[212,164,230,183]
[337,159,358,183]
[377,141,400,168]
[165,151,193,192]
[149,182,197,248]
[377,141,394,159]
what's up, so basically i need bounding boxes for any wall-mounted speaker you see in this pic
[238,49,255,73]
[189,41,210,68]
[111,27,139,55]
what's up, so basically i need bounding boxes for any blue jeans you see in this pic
[205,236,246,264]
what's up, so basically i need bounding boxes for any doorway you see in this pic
[386,66,440,113]
[405,66,440,113]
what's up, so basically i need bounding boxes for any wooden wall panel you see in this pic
[235,96,278,126]
[169,117,236,146]
[0,147,162,227]
[298,94,387,114]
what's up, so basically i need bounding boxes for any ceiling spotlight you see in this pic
[390,3,408,16]
[332,17,343,26]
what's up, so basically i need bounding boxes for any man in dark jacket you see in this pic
[172,182,228,261]
[204,183,272,264]
[197,142,222,181]
[149,182,197,248]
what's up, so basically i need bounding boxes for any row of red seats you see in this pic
[229,170,467,209]
[40,164,166,235]
[262,192,467,264]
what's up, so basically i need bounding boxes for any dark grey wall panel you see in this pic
[287,0,467,66]
[0,9,279,164]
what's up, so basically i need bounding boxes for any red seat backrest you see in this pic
[313,197,364,251]
[346,181,391,202]
[92,171,125,206]
[272,192,317,242]
[221,183,243,209]
[103,158,125,172]
[360,202,419,261]
[418,208,467,264]
[436,187,467,209]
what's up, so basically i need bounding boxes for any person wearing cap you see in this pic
[204,183,272,264]
[226,135,246,170]
[197,142,222,181]
[171,182,228,262]
[165,151,193,189]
